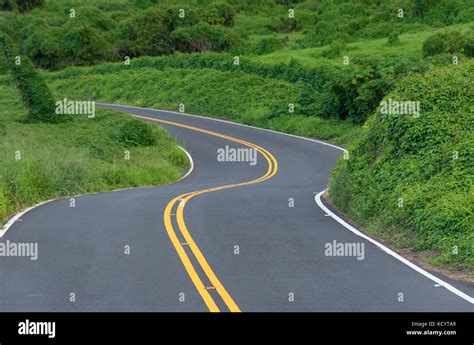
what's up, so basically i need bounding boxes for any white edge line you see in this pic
[177,145,194,181]
[0,145,194,241]
[315,190,474,304]
[99,103,473,304]
[0,199,55,238]
[97,103,348,153]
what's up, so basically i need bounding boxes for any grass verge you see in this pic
[0,75,189,224]
[45,66,360,146]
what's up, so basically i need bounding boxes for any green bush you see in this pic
[23,28,61,70]
[322,39,347,58]
[313,21,336,46]
[118,8,174,58]
[0,0,17,11]
[422,0,462,26]
[171,23,242,53]
[119,120,158,147]
[0,12,19,39]
[16,0,43,13]
[243,37,285,55]
[455,7,474,24]
[318,56,429,123]
[386,32,400,46]
[205,2,236,27]
[357,22,396,39]
[0,33,59,122]
[422,30,474,57]
[330,61,474,269]
[61,25,113,66]
[166,6,200,29]
[11,58,59,122]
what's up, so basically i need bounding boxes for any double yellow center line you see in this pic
[132,114,278,312]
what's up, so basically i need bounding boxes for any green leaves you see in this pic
[0,32,59,123]
[119,120,158,147]
[330,61,474,270]
[422,30,474,58]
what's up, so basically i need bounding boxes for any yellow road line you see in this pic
[132,114,278,312]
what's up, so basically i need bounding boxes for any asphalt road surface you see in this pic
[1,104,473,312]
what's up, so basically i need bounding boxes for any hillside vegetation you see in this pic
[330,61,473,271]
[0,73,188,223]
[45,63,360,145]
[1,0,473,273]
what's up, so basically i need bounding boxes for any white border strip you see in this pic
[0,199,55,238]
[178,145,194,181]
[100,103,473,304]
[0,145,194,240]
[97,103,348,153]
[315,190,474,304]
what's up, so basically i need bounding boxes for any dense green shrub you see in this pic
[318,56,429,123]
[118,8,174,58]
[61,25,113,66]
[455,7,474,24]
[386,32,400,46]
[0,33,59,122]
[15,0,43,13]
[422,30,474,57]
[243,37,285,55]
[205,2,236,27]
[313,21,336,46]
[171,23,242,53]
[74,6,116,31]
[23,28,61,69]
[0,12,19,38]
[357,22,396,39]
[330,61,474,269]
[166,6,200,29]
[0,0,17,11]
[119,120,158,147]
[11,58,59,122]
[421,0,463,26]
[321,39,347,58]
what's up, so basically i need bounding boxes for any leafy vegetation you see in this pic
[0,76,188,223]
[330,61,474,271]
[45,66,359,146]
[0,32,59,122]
[1,0,473,273]
[422,30,474,57]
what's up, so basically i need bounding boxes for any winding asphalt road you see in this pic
[0,104,473,312]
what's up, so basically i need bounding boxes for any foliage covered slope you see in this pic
[45,65,360,146]
[0,75,188,223]
[330,61,474,271]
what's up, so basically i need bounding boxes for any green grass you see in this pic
[253,22,474,67]
[0,75,189,224]
[2,0,472,275]
[45,66,360,146]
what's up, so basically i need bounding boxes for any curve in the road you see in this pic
[2,103,472,312]
[132,114,278,312]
